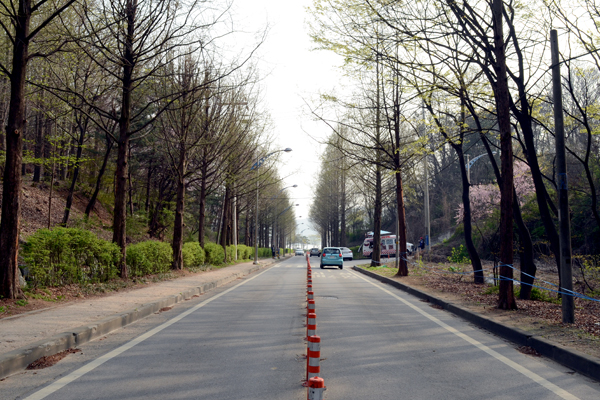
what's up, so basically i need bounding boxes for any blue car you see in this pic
[320,247,343,269]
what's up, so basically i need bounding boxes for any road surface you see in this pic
[4,256,599,399]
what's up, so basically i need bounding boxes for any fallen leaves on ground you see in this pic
[26,348,82,370]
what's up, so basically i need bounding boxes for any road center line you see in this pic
[348,270,580,400]
[24,268,273,400]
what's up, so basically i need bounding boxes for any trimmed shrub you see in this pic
[22,227,121,287]
[204,242,225,265]
[236,244,248,260]
[225,245,236,262]
[257,247,272,258]
[126,241,172,277]
[182,242,205,268]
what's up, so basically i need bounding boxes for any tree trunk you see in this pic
[479,122,536,298]
[85,134,112,217]
[113,134,130,278]
[112,0,136,279]
[395,170,409,276]
[198,175,207,247]
[244,204,250,246]
[393,92,408,276]
[33,112,43,182]
[493,0,517,310]
[220,186,231,262]
[172,145,186,270]
[371,52,382,268]
[371,165,382,267]
[145,159,152,212]
[457,147,484,283]
[62,116,86,226]
[340,165,347,247]
[514,188,536,299]
[0,1,31,299]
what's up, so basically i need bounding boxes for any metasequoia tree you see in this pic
[309,138,348,247]
[156,56,210,269]
[309,1,423,274]
[61,0,234,277]
[0,0,77,299]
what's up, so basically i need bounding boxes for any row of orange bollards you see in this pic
[305,255,326,400]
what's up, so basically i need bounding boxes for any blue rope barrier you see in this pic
[374,256,600,303]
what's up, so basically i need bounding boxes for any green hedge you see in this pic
[204,242,225,265]
[257,247,272,257]
[225,245,236,262]
[182,242,205,268]
[126,240,172,277]
[236,244,253,260]
[22,227,121,287]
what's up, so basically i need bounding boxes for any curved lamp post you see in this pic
[252,148,292,264]
[465,152,497,184]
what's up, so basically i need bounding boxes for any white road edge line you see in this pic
[348,270,580,400]
[24,268,273,400]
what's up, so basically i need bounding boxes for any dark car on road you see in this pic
[309,248,321,257]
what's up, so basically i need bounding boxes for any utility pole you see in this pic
[551,29,574,323]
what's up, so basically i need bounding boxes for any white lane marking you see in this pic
[348,270,580,400]
[24,268,273,400]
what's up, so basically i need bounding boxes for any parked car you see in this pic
[295,249,304,256]
[309,248,321,257]
[340,247,353,261]
[320,247,343,269]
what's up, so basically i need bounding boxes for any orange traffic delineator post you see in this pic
[307,284,312,293]
[307,299,315,314]
[306,312,316,338]
[307,291,314,301]
[307,335,321,380]
[307,377,326,400]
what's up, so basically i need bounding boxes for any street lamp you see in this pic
[272,185,298,199]
[252,148,292,264]
[465,152,497,184]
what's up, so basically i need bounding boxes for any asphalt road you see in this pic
[6,256,600,399]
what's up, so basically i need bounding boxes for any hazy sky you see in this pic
[231,0,344,244]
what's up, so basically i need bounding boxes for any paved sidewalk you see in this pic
[0,258,280,379]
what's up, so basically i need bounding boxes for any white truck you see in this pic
[361,231,414,258]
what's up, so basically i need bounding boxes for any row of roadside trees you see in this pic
[0,0,298,299]
[307,0,600,310]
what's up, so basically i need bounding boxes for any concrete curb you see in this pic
[0,262,274,379]
[353,266,600,382]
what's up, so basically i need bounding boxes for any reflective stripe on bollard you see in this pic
[307,312,316,338]
[307,299,315,314]
[307,335,321,380]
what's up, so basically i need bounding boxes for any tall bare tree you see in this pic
[0,0,77,299]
